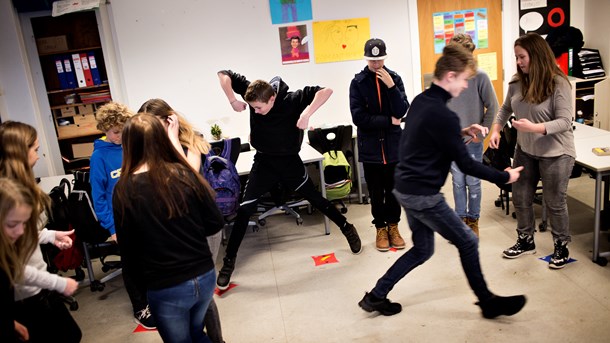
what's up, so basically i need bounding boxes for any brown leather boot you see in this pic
[466,218,479,237]
[387,223,406,249]
[376,227,390,252]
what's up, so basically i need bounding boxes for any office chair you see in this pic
[256,183,311,226]
[307,125,354,213]
[68,171,122,292]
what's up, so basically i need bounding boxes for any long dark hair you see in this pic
[113,113,215,220]
[514,33,569,104]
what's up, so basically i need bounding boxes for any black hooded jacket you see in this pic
[219,70,322,156]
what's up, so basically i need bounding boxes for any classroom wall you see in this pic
[0,0,596,177]
[105,0,415,142]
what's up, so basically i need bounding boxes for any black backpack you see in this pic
[46,178,72,231]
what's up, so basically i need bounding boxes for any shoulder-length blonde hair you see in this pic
[514,33,570,104]
[0,121,51,216]
[0,178,39,284]
[138,98,210,154]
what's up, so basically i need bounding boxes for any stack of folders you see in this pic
[79,89,111,104]
[55,51,103,90]
[577,49,606,79]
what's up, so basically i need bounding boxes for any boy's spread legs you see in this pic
[359,191,525,318]
[217,154,361,290]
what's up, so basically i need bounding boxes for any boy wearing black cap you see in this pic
[215,70,362,290]
[349,38,410,252]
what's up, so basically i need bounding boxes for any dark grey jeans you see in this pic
[512,147,575,242]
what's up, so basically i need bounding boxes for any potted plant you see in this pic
[210,124,222,141]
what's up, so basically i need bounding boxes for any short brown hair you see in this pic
[95,102,134,132]
[450,33,476,53]
[245,80,276,103]
[434,44,476,80]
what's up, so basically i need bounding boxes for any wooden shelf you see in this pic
[38,46,102,57]
[47,83,109,95]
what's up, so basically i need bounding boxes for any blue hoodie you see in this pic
[90,137,123,235]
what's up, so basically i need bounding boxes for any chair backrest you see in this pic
[68,171,110,244]
[307,125,353,158]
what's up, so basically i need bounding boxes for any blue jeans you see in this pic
[450,142,483,219]
[371,191,493,302]
[512,147,575,242]
[147,269,216,343]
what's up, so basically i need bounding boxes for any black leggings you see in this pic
[14,290,82,343]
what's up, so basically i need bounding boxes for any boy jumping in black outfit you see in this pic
[216,70,362,289]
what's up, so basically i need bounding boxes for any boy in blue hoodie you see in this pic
[91,102,156,329]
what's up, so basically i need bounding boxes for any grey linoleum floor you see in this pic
[65,174,610,342]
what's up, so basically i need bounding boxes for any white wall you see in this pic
[105,0,414,141]
[0,0,599,177]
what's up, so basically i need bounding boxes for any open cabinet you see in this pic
[31,10,112,172]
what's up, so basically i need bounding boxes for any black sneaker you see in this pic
[549,240,569,269]
[476,295,527,319]
[503,233,536,258]
[217,257,236,290]
[358,292,402,316]
[342,223,362,254]
[134,305,156,329]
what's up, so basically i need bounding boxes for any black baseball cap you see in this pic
[364,38,387,60]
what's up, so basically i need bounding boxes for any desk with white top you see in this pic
[572,123,610,265]
[235,143,330,235]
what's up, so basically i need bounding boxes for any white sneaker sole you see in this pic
[502,250,536,259]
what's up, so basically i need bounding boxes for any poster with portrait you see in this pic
[312,18,370,63]
[279,25,310,65]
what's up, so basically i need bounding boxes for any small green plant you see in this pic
[210,124,222,141]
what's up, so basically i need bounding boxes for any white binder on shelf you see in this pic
[71,53,87,88]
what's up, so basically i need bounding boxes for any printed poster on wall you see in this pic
[269,0,313,25]
[519,0,570,36]
[312,18,370,64]
[433,8,488,54]
[279,25,310,65]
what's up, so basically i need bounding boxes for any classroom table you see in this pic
[572,123,610,265]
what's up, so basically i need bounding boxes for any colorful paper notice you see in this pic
[433,8,488,54]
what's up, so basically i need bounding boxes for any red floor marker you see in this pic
[312,253,338,266]
[133,324,157,333]
[214,282,238,296]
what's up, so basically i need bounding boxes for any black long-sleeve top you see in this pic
[394,83,509,195]
[113,172,224,290]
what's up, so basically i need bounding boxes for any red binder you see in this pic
[80,53,94,87]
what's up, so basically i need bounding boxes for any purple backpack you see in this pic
[202,139,240,216]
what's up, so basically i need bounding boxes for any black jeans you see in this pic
[224,153,347,259]
[14,290,82,343]
[362,162,401,228]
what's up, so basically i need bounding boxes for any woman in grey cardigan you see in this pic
[490,33,576,269]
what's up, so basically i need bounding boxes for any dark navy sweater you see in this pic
[394,83,509,195]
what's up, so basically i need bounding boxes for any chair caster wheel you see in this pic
[258,219,266,227]
[90,281,105,292]
[512,212,517,219]
[101,266,110,273]
[69,302,79,311]
[594,257,608,266]
[340,208,348,214]
[296,218,303,225]
[74,267,85,281]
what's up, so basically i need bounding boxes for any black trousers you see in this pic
[14,290,82,343]
[122,262,149,314]
[224,153,347,259]
[362,162,401,228]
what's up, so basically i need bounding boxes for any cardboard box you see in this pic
[59,106,77,117]
[36,35,68,54]
[73,114,97,125]
[72,142,94,158]
[77,104,94,115]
